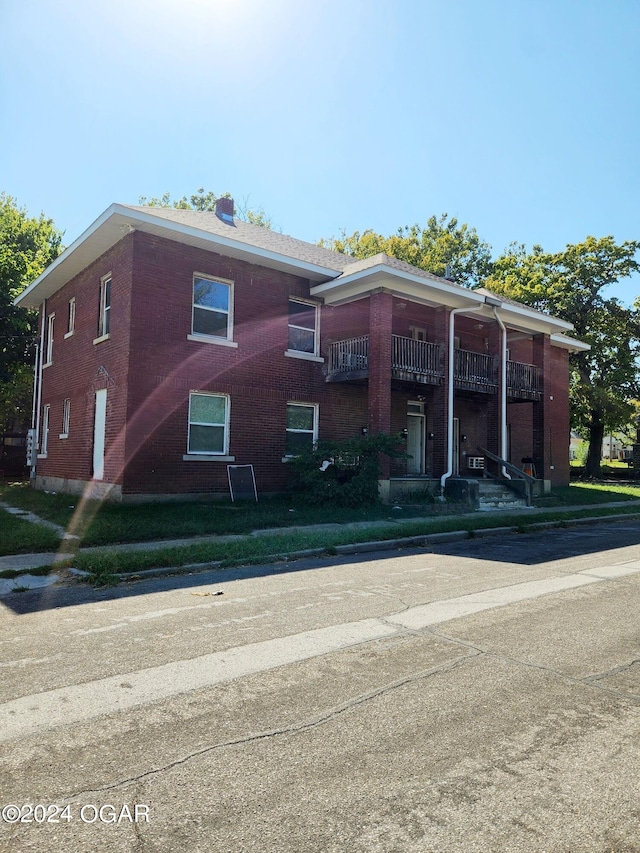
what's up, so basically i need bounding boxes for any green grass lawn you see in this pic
[0,509,62,556]
[0,481,433,549]
[2,478,640,563]
[535,481,640,506]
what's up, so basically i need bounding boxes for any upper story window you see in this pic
[192,275,233,341]
[187,392,230,456]
[97,274,111,340]
[288,299,318,356]
[44,313,55,365]
[65,297,76,338]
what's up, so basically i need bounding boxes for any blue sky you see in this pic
[1,0,639,303]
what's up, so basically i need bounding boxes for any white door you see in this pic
[93,389,107,480]
[407,402,425,475]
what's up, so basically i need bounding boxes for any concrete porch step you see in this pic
[477,480,528,511]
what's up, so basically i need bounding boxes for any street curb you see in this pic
[92,510,640,584]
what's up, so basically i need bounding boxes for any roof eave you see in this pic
[310,264,486,309]
[14,204,343,309]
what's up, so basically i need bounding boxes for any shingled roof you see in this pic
[123,205,356,273]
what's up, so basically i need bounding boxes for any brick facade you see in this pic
[27,208,579,499]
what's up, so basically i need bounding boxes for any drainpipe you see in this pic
[492,305,511,479]
[31,301,46,480]
[440,306,468,494]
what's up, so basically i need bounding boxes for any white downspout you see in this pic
[440,306,467,494]
[493,306,511,479]
[32,301,46,479]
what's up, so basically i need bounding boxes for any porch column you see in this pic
[368,290,393,484]
[532,333,569,485]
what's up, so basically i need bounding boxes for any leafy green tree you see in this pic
[138,188,274,229]
[486,236,640,477]
[0,194,62,430]
[320,214,493,288]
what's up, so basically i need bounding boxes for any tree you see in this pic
[0,194,62,430]
[320,214,493,288]
[485,236,640,477]
[138,188,274,229]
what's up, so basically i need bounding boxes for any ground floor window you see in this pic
[187,392,229,455]
[285,403,317,456]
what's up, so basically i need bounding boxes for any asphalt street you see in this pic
[1,519,639,852]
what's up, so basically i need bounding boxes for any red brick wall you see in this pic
[34,235,134,487]
[32,227,574,497]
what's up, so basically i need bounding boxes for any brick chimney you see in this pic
[215,197,234,223]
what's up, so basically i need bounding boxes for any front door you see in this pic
[407,402,425,475]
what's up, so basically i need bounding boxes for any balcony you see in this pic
[506,360,542,400]
[326,335,543,399]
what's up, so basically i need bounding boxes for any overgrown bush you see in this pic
[288,433,406,506]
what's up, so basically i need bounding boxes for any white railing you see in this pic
[328,335,369,374]
[392,336,443,377]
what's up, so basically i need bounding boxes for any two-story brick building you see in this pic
[15,198,588,502]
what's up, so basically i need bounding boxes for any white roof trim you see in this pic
[311,262,486,310]
[15,204,344,308]
[550,333,591,352]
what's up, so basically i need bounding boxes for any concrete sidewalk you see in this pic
[2,499,640,594]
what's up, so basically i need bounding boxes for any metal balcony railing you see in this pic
[327,335,541,398]
[506,360,543,399]
[454,349,498,391]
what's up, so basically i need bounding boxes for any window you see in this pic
[65,298,76,337]
[187,392,229,455]
[97,275,111,339]
[285,403,318,456]
[45,313,55,364]
[60,399,70,438]
[288,299,318,355]
[40,404,50,456]
[192,275,232,340]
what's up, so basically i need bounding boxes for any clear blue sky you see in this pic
[1,0,639,303]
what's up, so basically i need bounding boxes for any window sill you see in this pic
[183,454,236,462]
[59,433,69,440]
[187,334,238,348]
[64,331,74,339]
[285,350,324,363]
[93,333,110,345]
[37,453,48,459]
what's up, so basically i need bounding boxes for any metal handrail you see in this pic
[478,446,535,506]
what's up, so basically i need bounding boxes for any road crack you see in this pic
[63,651,480,801]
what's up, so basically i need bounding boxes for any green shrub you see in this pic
[288,433,406,507]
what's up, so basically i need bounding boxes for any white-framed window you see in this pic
[60,398,71,439]
[191,274,233,341]
[40,404,50,456]
[65,297,76,338]
[97,274,111,339]
[285,403,318,457]
[187,392,230,455]
[44,313,55,365]
[287,299,318,356]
